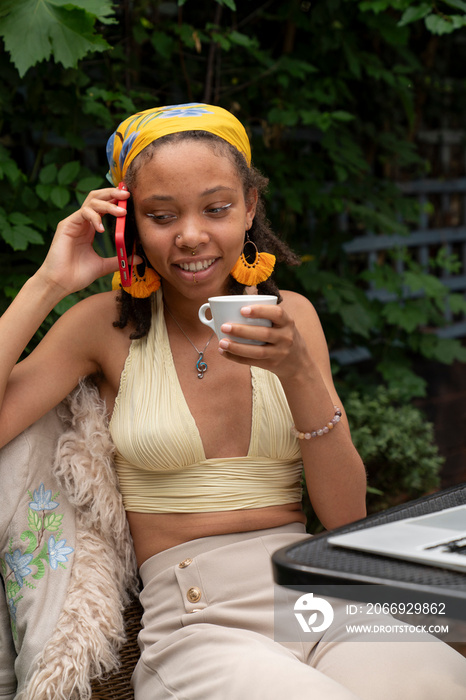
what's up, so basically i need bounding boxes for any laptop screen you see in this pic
[408,509,466,531]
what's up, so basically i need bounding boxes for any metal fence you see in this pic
[342,178,466,339]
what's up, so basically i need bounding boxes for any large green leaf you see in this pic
[0,1,115,77]
[398,4,431,26]
[0,210,44,251]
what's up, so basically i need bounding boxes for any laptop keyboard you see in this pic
[425,537,466,554]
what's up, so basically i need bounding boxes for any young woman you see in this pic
[0,104,464,699]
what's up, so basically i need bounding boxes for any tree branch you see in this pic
[203,3,223,104]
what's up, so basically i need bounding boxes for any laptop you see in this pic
[327,504,466,573]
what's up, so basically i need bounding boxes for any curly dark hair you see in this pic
[113,130,300,338]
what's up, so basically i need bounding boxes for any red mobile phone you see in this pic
[115,182,131,287]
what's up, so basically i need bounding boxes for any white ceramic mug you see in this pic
[198,295,278,345]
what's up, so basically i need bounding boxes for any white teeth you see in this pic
[179,259,215,272]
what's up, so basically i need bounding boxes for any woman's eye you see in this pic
[206,203,232,215]
[147,213,175,222]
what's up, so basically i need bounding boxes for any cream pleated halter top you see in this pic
[109,289,303,513]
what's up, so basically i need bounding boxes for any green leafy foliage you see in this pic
[0,1,115,77]
[303,385,443,532]
[1,3,465,374]
[361,0,466,34]
[345,387,442,511]
[1,0,465,512]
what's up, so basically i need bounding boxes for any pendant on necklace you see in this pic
[196,352,208,379]
[164,304,213,379]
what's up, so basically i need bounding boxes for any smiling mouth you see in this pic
[177,258,216,272]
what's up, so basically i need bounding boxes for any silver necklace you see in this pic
[165,306,215,379]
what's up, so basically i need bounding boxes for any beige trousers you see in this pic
[133,524,466,700]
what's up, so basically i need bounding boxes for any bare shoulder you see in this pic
[1,291,129,447]
[279,289,322,328]
[50,290,135,390]
[51,290,128,351]
[60,289,120,327]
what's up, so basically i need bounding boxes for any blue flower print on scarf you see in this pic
[4,550,33,588]
[106,131,116,166]
[117,105,213,166]
[47,536,74,570]
[30,483,59,511]
[157,104,214,119]
[119,131,140,173]
[0,484,74,641]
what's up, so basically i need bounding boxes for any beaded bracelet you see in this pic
[291,406,342,440]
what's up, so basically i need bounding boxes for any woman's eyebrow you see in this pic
[202,186,237,196]
[141,186,237,204]
[141,194,174,203]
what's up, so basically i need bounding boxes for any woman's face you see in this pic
[129,140,257,301]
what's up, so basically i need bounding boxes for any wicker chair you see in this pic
[90,597,143,700]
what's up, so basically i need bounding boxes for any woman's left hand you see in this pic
[218,293,368,528]
[217,302,310,381]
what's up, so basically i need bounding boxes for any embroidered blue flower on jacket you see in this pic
[1,484,74,641]
[4,550,33,587]
[47,536,74,570]
[8,597,17,623]
[29,483,59,511]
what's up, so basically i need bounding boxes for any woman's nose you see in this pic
[175,218,209,249]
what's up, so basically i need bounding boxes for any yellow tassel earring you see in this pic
[230,232,276,286]
[112,257,161,298]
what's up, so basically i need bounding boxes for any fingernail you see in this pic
[116,206,127,213]
[98,223,105,231]
[221,323,232,333]
[241,306,252,315]
[219,339,229,349]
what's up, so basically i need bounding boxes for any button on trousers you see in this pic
[133,524,466,700]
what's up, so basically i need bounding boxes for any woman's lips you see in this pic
[176,258,217,272]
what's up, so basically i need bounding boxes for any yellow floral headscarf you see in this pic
[106,103,251,185]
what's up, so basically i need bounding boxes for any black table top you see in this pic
[272,484,466,616]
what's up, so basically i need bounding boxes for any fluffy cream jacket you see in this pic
[0,380,138,700]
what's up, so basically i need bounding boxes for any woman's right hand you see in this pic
[37,186,131,296]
